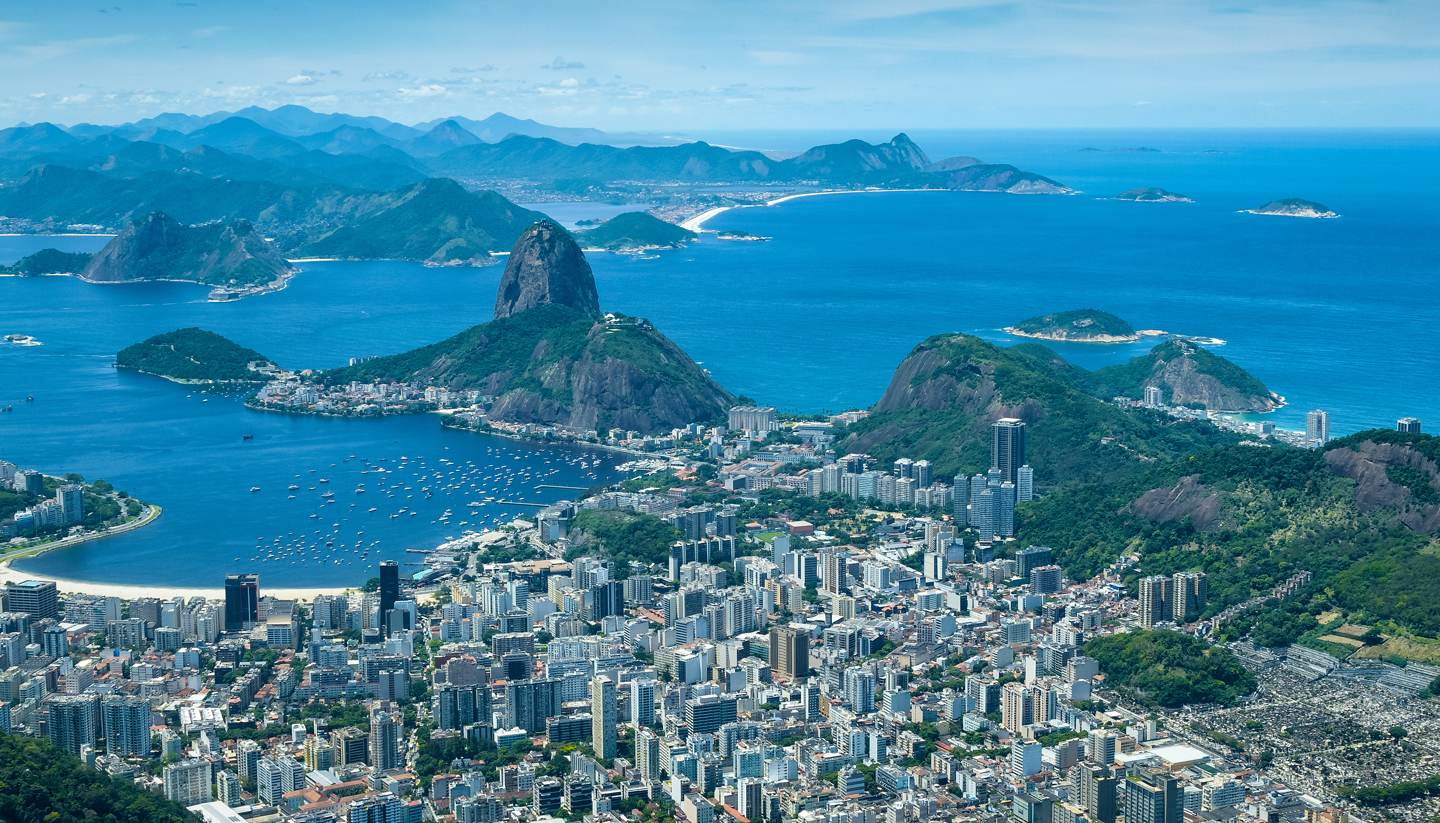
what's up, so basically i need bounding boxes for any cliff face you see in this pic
[82,211,291,287]
[485,315,733,433]
[842,333,1243,480]
[1324,438,1440,534]
[326,225,729,433]
[1090,340,1279,412]
[1149,342,1279,412]
[494,220,601,320]
[1127,474,1223,530]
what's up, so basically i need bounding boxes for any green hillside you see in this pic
[843,333,1240,481]
[1007,308,1136,341]
[578,212,695,250]
[325,303,732,433]
[116,327,273,382]
[0,733,192,823]
[0,248,93,275]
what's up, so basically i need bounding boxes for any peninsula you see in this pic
[124,221,734,435]
[82,211,295,297]
[1004,308,1140,343]
[1242,198,1340,219]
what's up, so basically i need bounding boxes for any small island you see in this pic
[1110,186,1193,203]
[1005,308,1140,343]
[0,249,94,276]
[1242,198,1339,219]
[715,230,771,242]
[115,327,277,383]
[577,211,697,252]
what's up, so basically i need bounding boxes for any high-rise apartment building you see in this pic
[223,574,258,633]
[591,676,616,759]
[991,418,1027,483]
[769,623,810,682]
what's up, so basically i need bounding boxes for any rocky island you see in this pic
[1110,187,1193,203]
[83,211,295,298]
[116,327,276,383]
[1242,198,1339,219]
[1005,309,1141,343]
[577,211,696,252]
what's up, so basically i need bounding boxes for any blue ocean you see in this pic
[1,129,1436,585]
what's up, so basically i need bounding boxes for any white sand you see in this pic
[0,560,350,601]
[681,188,941,231]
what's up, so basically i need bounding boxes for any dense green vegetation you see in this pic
[577,211,696,249]
[845,333,1242,480]
[295,178,543,262]
[1085,629,1256,708]
[328,303,592,393]
[85,211,290,287]
[1336,773,1440,806]
[1087,339,1276,409]
[1,472,133,535]
[0,248,92,275]
[116,327,273,382]
[324,304,731,433]
[0,732,192,823]
[1023,432,1440,638]
[845,329,1439,646]
[566,508,680,577]
[1008,308,1135,340]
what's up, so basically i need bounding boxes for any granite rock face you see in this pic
[494,220,601,320]
[83,211,291,287]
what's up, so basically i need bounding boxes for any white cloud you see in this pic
[286,73,317,86]
[542,57,585,70]
[397,83,447,98]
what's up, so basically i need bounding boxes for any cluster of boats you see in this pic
[233,446,611,569]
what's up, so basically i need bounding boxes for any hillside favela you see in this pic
[2,3,1439,823]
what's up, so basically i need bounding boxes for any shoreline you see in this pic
[680,188,944,232]
[1003,326,1142,344]
[0,559,351,600]
[0,502,353,599]
[0,503,164,565]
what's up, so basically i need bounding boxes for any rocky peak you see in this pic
[493,220,600,320]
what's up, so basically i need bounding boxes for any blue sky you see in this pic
[3,0,1437,131]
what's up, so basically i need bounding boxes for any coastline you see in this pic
[680,188,944,232]
[0,559,350,600]
[0,502,353,599]
[0,503,164,565]
[1003,326,1142,344]
[1237,209,1340,219]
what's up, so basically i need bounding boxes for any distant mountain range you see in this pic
[0,106,1071,280]
[0,106,1065,194]
[49,105,690,148]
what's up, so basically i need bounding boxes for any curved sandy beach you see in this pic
[0,560,350,600]
[680,188,941,232]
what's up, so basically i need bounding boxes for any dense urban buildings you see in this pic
[0,407,1424,823]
